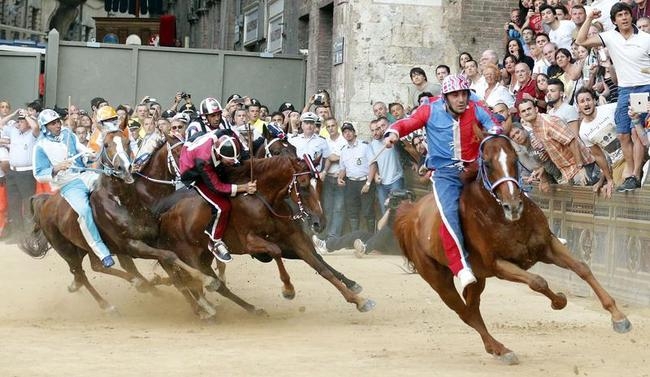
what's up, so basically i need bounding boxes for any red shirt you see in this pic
[515,78,545,114]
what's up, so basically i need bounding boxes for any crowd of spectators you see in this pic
[0,0,648,257]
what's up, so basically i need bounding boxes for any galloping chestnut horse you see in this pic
[394,135,631,364]
[22,131,228,314]
[155,155,375,313]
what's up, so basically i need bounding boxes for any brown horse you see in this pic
[394,135,631,364]
[22,131,235,315]
[154,154,375,313]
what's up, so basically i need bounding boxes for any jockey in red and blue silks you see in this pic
[384,74,502,290]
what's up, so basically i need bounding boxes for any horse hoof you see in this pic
[613,317,632,333]
[205,278,221,292]
[253,308,269,317]
[132,277,150,293]
[282,289,296,300]
[67,281,83,293]
[551,292,567,310]
[102,305,119,316]
[497,352,520,365]
[347,283,363,294]
[199,311,218,322]
[357,299,376,312]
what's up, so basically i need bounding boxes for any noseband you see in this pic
[263,137,288,158]
[477,135,521,204]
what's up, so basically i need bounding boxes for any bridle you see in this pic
[254,171,312,221]
[133,140,183,186]
[262,137,290,158]
[477,134,521,205]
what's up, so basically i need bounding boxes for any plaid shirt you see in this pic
[531,114,593,182]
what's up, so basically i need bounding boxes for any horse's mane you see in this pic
[221,155,294,184]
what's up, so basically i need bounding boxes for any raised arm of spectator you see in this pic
[0,109,19,127]
[565,60,586,82]
[24,111,40,137]
[301,94,316,114]
[576,10,604,49]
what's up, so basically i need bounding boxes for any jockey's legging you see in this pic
[194,181,231,242]
[60,178,111,260]
[431,165,471,276]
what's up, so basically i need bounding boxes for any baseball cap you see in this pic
[128,119,141,130]
[172,113,190,124]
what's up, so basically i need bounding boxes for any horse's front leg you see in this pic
[543,237,631,333]
[115,254,160,295]
[286,233,375,312]
[242,233,295,299]
[493,258,567,310]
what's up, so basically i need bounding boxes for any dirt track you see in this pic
[1,241,649,377]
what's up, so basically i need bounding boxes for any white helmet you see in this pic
[199,97,223,116]
[37,109,61,128]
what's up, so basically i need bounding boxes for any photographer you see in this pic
[302,89,331,115]
[171,91,195,115]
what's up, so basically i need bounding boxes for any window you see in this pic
[244,6,259,46]
[266,0,284,53]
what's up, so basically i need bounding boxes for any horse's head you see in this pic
[290,158,325,234]
[478,135,523,221]
[101,130,134,184]
[258,123,297,158]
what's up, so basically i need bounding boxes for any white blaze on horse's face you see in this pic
[112,136,131,170]
[497,149,516,197]
[310,178,323,212]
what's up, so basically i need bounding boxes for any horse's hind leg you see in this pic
[493,258,568,310]
[544,237,631,332]
[54,245,115,312]
[413,254,516,362]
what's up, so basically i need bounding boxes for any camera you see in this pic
[180,92,191,100]
[314,94,325,106]
[508,24,514,30]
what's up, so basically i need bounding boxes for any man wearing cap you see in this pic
[289,112,332,172]
[337,122,375,233]
[1,108,39,241]
[384,74,503,291]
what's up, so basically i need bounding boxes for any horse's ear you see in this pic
[262,123,270,140]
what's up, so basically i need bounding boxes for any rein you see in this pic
[477,135,521,204]
[254,171,311,221]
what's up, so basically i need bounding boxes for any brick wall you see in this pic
[445,0,519,65]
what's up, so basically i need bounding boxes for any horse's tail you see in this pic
[393,201,418,272]
[18,194,52,259]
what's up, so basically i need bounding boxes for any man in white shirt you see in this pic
[289,111,331,172]
[577,3,650,191]
[540,4,577,50]
[576,88,624,198]
[319,117,347,241]
[546,78,580,135]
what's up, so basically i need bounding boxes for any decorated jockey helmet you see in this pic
[37,109,61,128]
[267,123,286,139]
[441,74,471,95]
[199,97,223,116]
[96,106,120,132]
[212,135,241,163]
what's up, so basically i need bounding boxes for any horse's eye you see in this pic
[104,143,109,148]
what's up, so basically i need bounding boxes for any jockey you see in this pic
[179,132,257,263]
[32,109,116,268]
[384,74,502,290]
[185,97,233,142]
